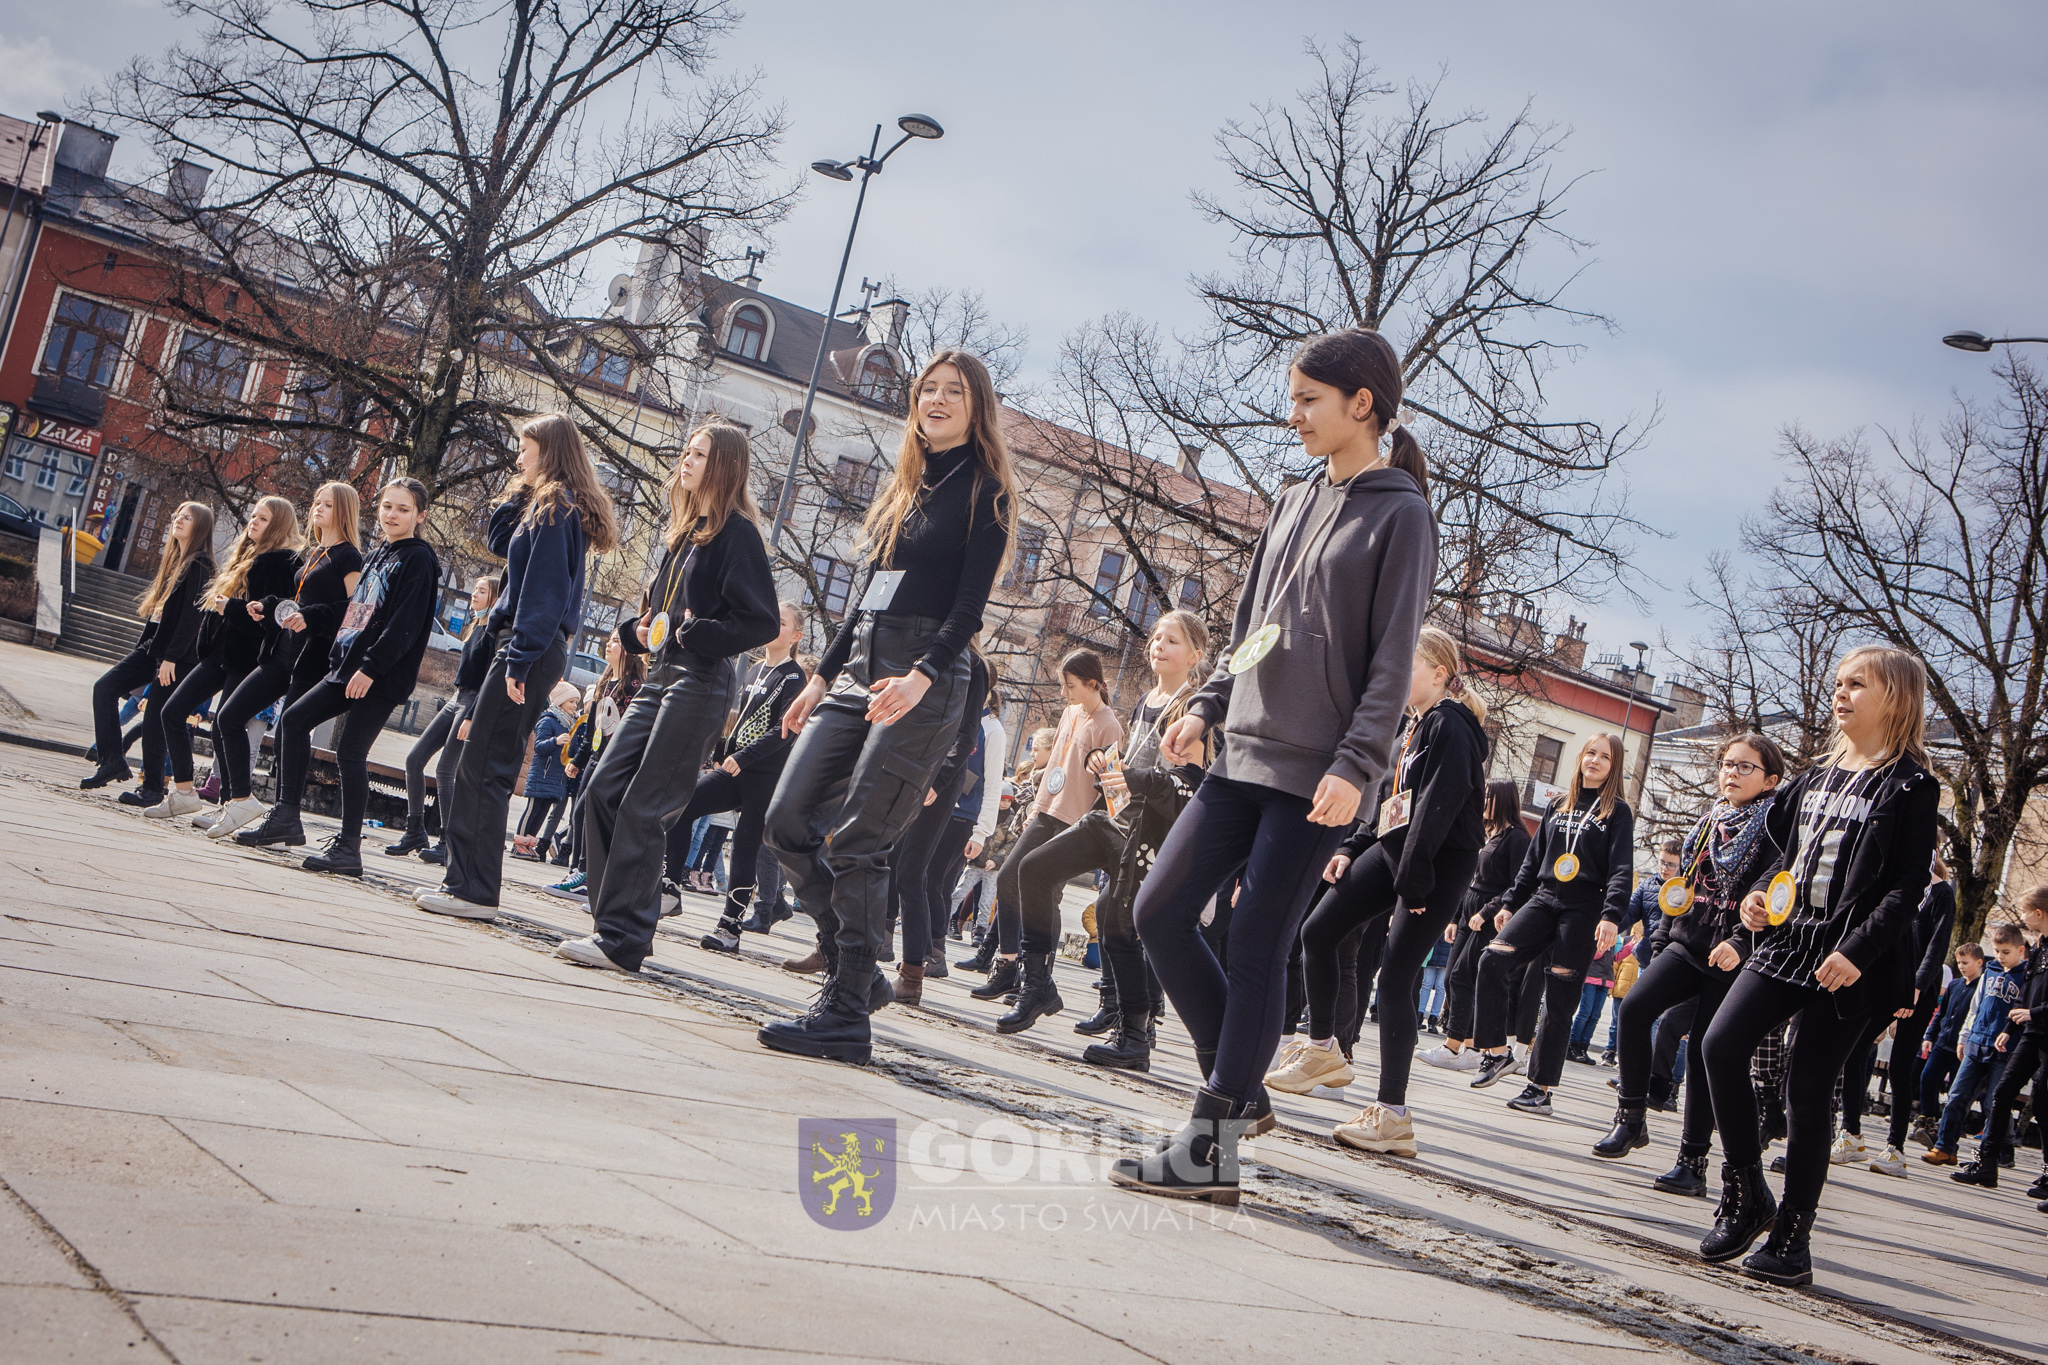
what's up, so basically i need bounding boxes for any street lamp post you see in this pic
[1617,640,1649,797]
[766,114,944,553]
[1941,331,2048,352]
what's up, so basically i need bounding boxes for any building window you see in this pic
[174,332,251,401]
[728,305,768,361]
[1007,524,1045,588]
[824,456,881,513]
[65,455,91,497]
[2,444,24,481]
[577,343,631,388]
[1127,575,1163,633]
[1529,735,1564,787]
[858,350,898,402]
[286,373,358,466]
[804,555,856,618]
[1179,577,1201,611]
[40,294,133,388]
[34,455,59,490]
[1088,550,1126,619]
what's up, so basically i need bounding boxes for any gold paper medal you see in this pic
[1229,623,1281,675]
[1660,877,1695,917]
[647,612,671,652]
[1553,853,1580,883]
[1766,870,1796,926]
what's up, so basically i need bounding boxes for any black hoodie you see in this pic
[1502,790,1637,922]
[210,547,302,673]
[1338,697,1488,904]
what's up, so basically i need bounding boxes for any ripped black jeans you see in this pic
[1474,892,1604,1088]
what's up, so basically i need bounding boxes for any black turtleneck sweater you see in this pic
[817,442,1009,685]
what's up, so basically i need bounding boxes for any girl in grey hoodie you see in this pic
[1109,328,1438,1207]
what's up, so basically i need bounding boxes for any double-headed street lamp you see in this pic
[1942,331,2048,352]
[766,113,945,551]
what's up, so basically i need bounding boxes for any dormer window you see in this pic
[858,349,898,402]
[577,342,631,388]
[728,304,767,361]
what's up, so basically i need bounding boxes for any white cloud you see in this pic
[0,34,100,114]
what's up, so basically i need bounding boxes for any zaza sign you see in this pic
[21,412,102,458]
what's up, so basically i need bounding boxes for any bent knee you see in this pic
[1549,963,1577,980]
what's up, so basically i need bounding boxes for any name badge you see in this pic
[1379,790,1412,833]
[860,569,906,613]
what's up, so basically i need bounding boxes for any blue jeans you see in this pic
[1934,1051,2007,1152]
[1417,964,1447,1018]
[1570,982,1608,1051]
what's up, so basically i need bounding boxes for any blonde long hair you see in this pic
[202,495,300,607]
[1416,625,1489,726]
[1564,732,1626,822]
[136,501,215,620]
[517,413,620,554]
[1830,645,1929,769]
[666,422,758,548]
[313,481,363,550]
[859,350,1017,572]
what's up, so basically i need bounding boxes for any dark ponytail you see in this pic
[1292,328,1428,501]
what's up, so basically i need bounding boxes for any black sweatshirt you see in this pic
[277,541,365,674]
[486,491,589,684]
[452,619,501,700]
[1913,880,1956,1001]
[1462,823,1532,922]
[327,536,442,702]
[1502,791,1636,923]
[138,555,215,668]
[817,442,1009,685]
[212,547,302,673]
[1338,698,1488,905]
[621,514,779,664]
[2013,937,2048,1042]
[717,657,807,772]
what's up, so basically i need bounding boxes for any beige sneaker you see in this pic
[1869,1145,1908,1178]
[1333,1102,1418,1157]
[1265,1039,1353,1095]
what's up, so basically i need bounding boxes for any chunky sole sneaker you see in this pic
[699,929,741,954]
[1827,1134,1868,1166]
[1333,1103,1418,1157]
[1470,1051,1520,1089]
[1506,1084,1553,1117]
[1869,1146,1908,1178]
[556,935,634,973]
[416,890,497,920]
[1265,1040,1353,1095]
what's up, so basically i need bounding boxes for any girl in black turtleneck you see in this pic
[757,350,1018,1067]
[149,496,302,823]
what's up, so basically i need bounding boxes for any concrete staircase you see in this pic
[58,564,149,663]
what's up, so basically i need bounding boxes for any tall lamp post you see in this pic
[1942,331,2048,352]
[766,114,945,552]
[1616,640,1649,799]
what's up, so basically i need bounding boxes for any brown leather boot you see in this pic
[782,948,826,974]
[894,961,925,1005]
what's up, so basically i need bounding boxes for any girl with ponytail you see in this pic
[1268,626,1490,1159]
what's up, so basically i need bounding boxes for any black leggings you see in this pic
[1702,969,1871,1210]
[1019,811,1124,955]
[403,699,462,827]
[91,647,170,785]
[1616,949,1737,1156]
[893,778,974,966]
[1879,998,1937,1149]
[665,764,780,910]
[1986,1034,2048,1165]
[993,813,1068,955]
[158,654,248,786]
[274,679,400,846]
[213,661,297,800]
[1134,774,1341,1103]
[1443,912,1495,1040]
[1301,835,1477,1105]
[1477,893,1603,1087]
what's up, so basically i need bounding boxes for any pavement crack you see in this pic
[0,1174,184,1362]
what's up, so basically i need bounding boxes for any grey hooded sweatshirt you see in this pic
[1188,465,1437,802]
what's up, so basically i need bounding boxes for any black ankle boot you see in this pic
[740,894,780,934]
[419,842,447,865]
[757,949,875,1064]
[1654,1151,1710,1197]
[1950,1154,1999,1188]
[1109,1087,1245,1206]
[235,804,306,848]
[1082,1014,1151,1071]
[1592,1103,1649,1159]
[1075,976,1119,1035]
[1699,1161,1776,1263]
[384,820,429,856]
[957,935,998,973]
[970,955,1020,1000]
[80,762,134,790]
[302,836,363,876]
[996,951,1064,1034]
[1741,1202,1816,1286]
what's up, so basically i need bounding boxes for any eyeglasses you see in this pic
[1718,759,1764,777]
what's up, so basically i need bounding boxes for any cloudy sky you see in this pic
[8,0,2047,677]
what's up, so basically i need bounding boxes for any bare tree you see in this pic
[90,0,790,509]
[1037,38,1654,635]
[1743,359,2048,947]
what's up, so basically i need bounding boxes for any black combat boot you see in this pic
[1699,1161,1776,1263]
[1741,1201,1816,1286]
[235,803,306,848]
[301,835,363,876]
[957,934,998,973]
[1075,974,1119,1036]
[1653,1151,1709,1197]
[969,954,1021,1000]
[757,948,875,1064]
[384,817,430,856]
[1082,1013,1151,1071]
[995,951,1064,1034]
[1591,1103,1649,1159]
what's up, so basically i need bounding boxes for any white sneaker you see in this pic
[1445,1047,1484,1072]
[1869,1145,1908,1178]
[1828,1132,1868,1166]
[143,789,203,819]
[191,808,221,830]
[416,890,497,920]
[1309,1083,1349,1100]
[1334,1102,1418,1157]
[556,935,633,973]
[206,795,268,840]
[1265,1039,1354,1095]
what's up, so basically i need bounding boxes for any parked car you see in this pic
[564,650,605,691]
[427,627,463,654]
[0,491,38,540]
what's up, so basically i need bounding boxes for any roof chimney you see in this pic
[1177,443,1203,477]
[168,159,212,207]
[735,247,764,289]
[1549,615,1587,672]
[54,121,116,180]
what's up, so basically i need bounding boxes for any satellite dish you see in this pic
[607,274,632,312]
